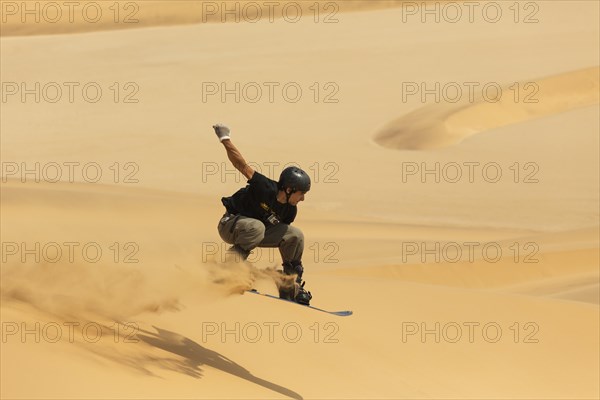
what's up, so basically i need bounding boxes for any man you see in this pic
[213,124,312,305]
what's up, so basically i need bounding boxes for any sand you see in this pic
[1,1,599,398]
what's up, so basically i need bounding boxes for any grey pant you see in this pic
[217,214,304,263]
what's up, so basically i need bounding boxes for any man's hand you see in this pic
[213,124,231,142]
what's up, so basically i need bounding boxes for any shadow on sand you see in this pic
[136,325,303,400]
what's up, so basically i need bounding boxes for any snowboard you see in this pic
[246,289,353,317]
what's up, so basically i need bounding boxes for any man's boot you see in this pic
[279,260,312,305]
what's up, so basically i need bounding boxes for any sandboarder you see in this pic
[213,124,312,305]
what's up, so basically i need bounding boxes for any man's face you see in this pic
[287,190,307,206]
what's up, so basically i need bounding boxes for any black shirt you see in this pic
[221,172,297,225]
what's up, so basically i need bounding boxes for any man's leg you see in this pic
[260,223,304,264]
[217,214,265,260]
[259,224,312,304]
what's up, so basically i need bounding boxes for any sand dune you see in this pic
[2,178,599,398]
[374,66,600,150]
[2,1,599,399]
[505,271,600,304]
[0,0,406,37]
[331,229,599,292]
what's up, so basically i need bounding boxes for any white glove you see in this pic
[213,124,231,142]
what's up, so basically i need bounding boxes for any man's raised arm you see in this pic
[213,124,255,180]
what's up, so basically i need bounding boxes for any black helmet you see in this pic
[278,166,311,192]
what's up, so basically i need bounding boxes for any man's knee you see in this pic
[285,226,304,245]
[238,219,266,247]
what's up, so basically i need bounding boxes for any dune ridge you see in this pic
[0,0,409,37]
[374,66,600,150]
